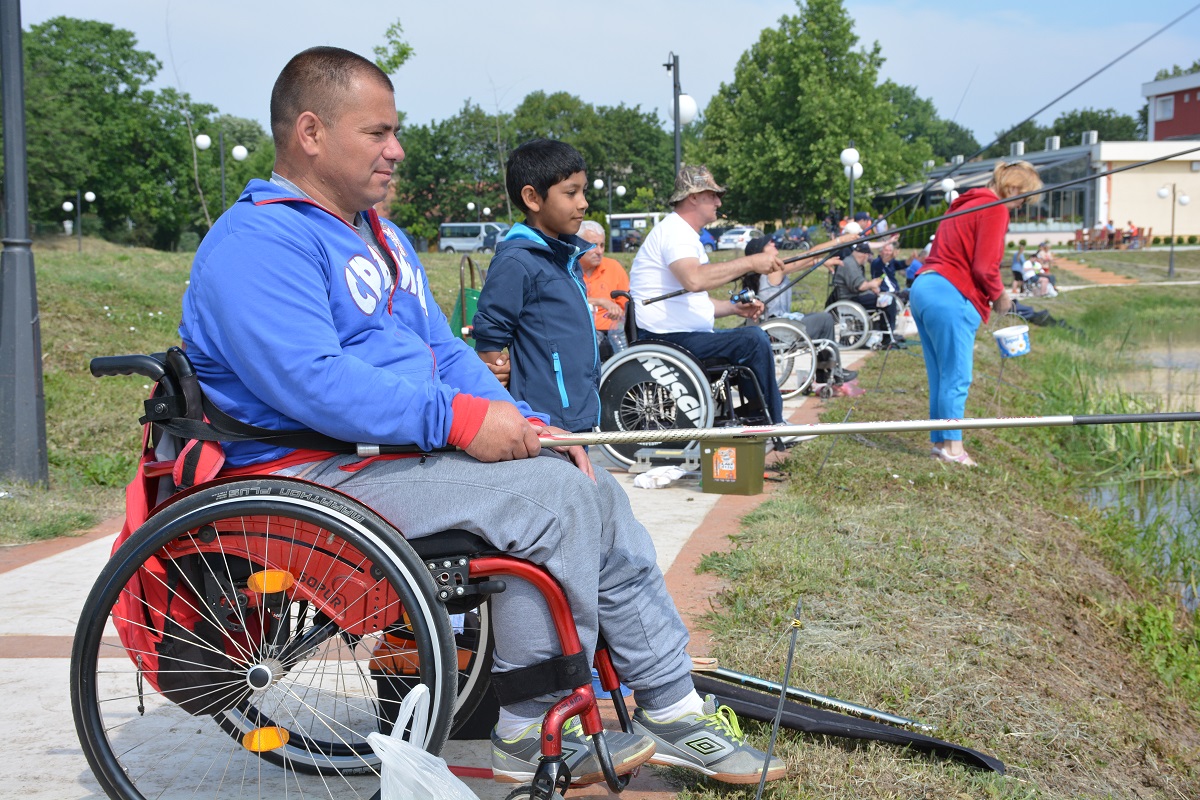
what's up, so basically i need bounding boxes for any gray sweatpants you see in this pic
[277,451,694,715]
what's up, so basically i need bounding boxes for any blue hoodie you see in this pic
[180,179,542,467]
[472,224,600,432]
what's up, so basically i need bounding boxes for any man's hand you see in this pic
[591,297,625,321]
[992,292,1013,316]
[747,251,786,276]
[477,350,510,388]
[463,400,540,462]
[732,298,765,321]
[530,423,595,481]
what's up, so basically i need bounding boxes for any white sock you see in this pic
[494,708,543,741]
[643,690,704,723]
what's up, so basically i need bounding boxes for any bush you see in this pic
[1190,235,1198,245]
[1153,236,1162,245]
[178,231,201,252]
[1019,238,1027,247]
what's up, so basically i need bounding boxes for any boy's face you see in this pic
[523,171,588,239]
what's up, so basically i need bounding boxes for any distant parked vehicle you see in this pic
[439,221,508,253]
[699,228,716,253]
[717,227,765,251]
[481,222,512,253]
[770,226,811,250]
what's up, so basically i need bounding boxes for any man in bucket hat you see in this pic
[629,165,788,426]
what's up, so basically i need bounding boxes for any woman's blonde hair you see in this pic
[989,160,1042,201]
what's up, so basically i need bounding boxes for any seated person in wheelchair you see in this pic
[471,139,602,434]
[577,220,629,360]
[179,47,784,787]
[830,241,904,349]
[870,242,910,303]
[628,165,787,424]
[741,237,858,386]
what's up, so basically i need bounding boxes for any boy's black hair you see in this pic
[505,138,587,215]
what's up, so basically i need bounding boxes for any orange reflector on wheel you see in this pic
[243,726,290,752]
[246,569,295,594]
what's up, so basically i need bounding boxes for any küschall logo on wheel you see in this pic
[633,355,703,427]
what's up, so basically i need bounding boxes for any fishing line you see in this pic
[870,3,1200,232]
[754,598,803,800]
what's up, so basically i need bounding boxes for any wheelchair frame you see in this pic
[72,351,638,800]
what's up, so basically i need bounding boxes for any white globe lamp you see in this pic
[231,145,248,162]
[62,201,74,213]
[84,191,96,203]
[839,147,860,167]
[195,134,212,151]
[593,178,604,191]
[616,185,626,197]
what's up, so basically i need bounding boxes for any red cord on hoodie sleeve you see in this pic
[448,393,490,449]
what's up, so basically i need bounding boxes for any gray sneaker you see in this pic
[490,716,656,785]
[631,695,787,784]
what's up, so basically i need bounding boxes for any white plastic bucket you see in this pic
[993,325,1030,358]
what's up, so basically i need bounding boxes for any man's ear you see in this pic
[295,111,324,157]
[520,185,543,214]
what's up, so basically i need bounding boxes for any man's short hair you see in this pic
[505,139,586,215]
[270,47,394,148]
[578,220,605,240]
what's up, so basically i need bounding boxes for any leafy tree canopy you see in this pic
[696,0,931,222]
[1155,60,1200,80]
[986,107,1140,157]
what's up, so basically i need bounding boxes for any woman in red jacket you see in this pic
[910,161,1042,466]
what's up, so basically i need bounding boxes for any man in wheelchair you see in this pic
[177,46,784,788]
[627,166,788,425]
[831,241,905,349]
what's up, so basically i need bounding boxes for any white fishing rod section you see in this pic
[354,412,1200,455]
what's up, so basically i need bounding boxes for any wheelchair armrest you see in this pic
[611,290,637,344]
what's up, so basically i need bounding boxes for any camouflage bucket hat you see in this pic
[669,165,726,204]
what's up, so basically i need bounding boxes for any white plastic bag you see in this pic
[367,685,478,800]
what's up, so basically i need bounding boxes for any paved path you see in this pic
[0,349,872,800]
[1052,255,1138,286]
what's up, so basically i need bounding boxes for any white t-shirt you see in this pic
[629,212,714,333]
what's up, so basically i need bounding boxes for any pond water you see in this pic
[1095,330,1200,609]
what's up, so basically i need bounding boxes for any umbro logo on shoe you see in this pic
[684,733,733,757]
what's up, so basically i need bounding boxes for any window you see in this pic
[1156,95,1175,121]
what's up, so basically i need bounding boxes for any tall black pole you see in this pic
[0,1,50,485]
[668,53,682,177]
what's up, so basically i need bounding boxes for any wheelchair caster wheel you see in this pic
[819,384,834,400]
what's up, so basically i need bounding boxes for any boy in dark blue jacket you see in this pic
[473,139,600,432]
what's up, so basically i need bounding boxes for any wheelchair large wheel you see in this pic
[71,478,457,800]
[827,300,871,350]
[597,342,714,469]
[758,318,816,400]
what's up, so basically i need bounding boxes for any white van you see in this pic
[439,222,509,253]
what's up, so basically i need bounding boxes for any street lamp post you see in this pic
[195,131,248,210]
[593,178,626,250]
[840,144,861,220]
[61,190,96,253]
[664,53,697,178]
[1157,183,1191,279]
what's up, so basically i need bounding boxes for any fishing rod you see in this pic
[868,3,1200,232]
[640,141,1200,307]
[352,412,1200,456]
[697,665,933,732]
[644,245,840,306]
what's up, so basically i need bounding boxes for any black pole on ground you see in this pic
[0,1,50,486]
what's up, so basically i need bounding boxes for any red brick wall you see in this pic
[1153,89,1200,140]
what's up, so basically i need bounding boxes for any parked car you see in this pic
[699,228,716,253]
[717,227,765,251]
[481,222,512,253]
[439,221,509,253]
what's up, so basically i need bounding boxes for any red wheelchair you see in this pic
[71,348,638,800]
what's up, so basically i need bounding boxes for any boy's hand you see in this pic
[478,350,510,387]
[465,400,540,462]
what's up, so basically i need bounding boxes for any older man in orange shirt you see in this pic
[578,220,629,359]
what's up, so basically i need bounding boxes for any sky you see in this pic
[21,0,1200,150]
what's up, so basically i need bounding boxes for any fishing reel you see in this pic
[730,288,757,305]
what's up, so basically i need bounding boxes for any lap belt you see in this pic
[489,652,592,706]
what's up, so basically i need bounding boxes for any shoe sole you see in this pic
[492,739,656,785]
[646,752,787,784]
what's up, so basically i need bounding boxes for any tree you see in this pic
[1047,108,1138,145]
[880,80,980,163]
[696,0,931,222]
[1155,60,1200,80]
[983,118,1048,158]
[373,19,414,75]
